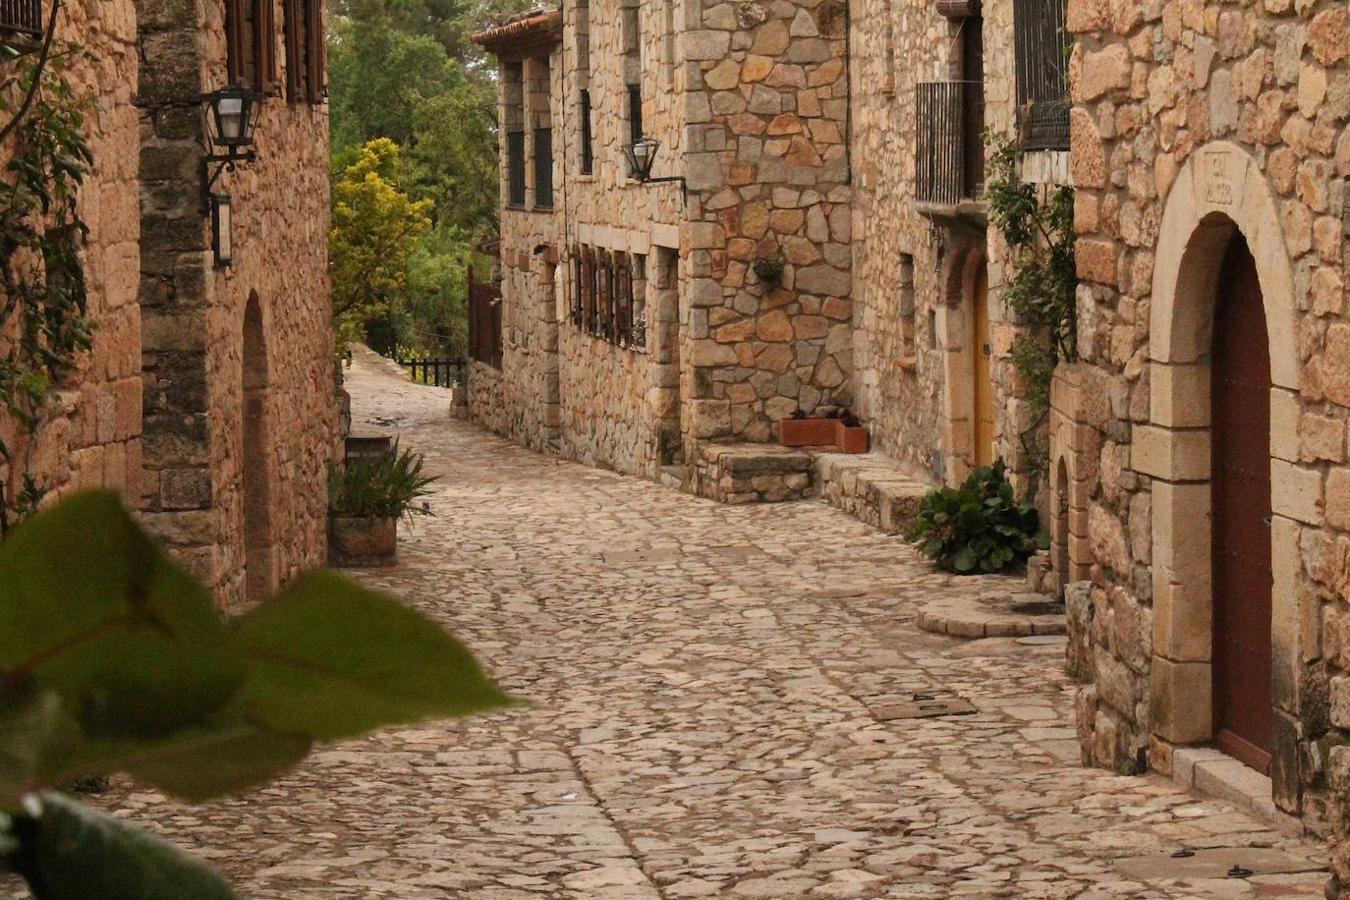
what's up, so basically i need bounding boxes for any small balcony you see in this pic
[915,80,986,223]
[0,0,42,36]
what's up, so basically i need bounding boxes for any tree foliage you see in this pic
[327,0,525,358]
[0,491,515,897]
[331,139,433,355]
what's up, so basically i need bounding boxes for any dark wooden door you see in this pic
[1211,232,1273,774]
[960,15,985,197]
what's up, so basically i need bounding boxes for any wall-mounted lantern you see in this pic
[200,85,259,218]
[210,193,233,268]
[623,137,685,199]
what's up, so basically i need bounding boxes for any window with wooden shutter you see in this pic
[227,0,280,94]
[284,0,326,102]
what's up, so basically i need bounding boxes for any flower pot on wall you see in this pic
[835,421,870,454]
[781,416,836,447]
[328,516,398,567]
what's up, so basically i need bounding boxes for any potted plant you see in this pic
[328,443,436,567]
[780,408,836,447]
[835,408,869,454]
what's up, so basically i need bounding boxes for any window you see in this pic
[227,0,279,93]
[571,245,646,350]
[507,132,527,207]
[504,62,525,207]
[284,0,326,103]
[1013,0,1070,150]
[580,89,594,175]
[534,126,554,208]
[577,0,593,174]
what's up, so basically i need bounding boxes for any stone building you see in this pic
[1049,0,1350,880]
[471,0,852,488]
[849,0,1073,491]
[0,0,337,607]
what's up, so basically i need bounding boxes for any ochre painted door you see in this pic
[972,267,995,468]
[1211,233,1274,774]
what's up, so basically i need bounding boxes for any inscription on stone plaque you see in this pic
[1204,151,1235,206]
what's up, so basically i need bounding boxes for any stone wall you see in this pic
[849,0,1058,491]
[137,0,336,607]
[683,0,853,444]
[1062,0,1350,870]
[0,0,143,512]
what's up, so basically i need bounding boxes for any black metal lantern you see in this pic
[206,85,258,150]
[200,86,260,216]
[623,136,685,199]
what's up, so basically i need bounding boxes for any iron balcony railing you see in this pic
[533,127,553,209]
[1013,0,1070,150]
[0,0,42,36]
[915,80,984,206]
[506,131,526,208]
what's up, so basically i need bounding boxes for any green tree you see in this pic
[330,138,433,355]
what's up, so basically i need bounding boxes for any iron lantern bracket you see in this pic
[635,174,687,202]
[200,148,256,215]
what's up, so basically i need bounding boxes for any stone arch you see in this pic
[1047,364,1092,591]
[937,243,989,484]
[1145,141,1301,807]
[242,292,275,603]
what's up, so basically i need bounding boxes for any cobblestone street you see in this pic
[94,350,1329,898]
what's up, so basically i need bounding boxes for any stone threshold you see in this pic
[1172,746,1305,837]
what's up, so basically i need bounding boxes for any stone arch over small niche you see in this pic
[1145,140,1302,808]
[936,240,988,485]
[1046,365,1092,594]
[242,292,276,603]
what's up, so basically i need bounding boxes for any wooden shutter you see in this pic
[305,0,326,102]
[226,0,246,85]
[255,0,279,94]
[283,0,302,99]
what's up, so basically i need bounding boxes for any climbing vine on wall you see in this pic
[984,132,1078,466]
[0,14,95,533]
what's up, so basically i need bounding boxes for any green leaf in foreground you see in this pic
[12,791,236,900]
[233,570,518,741]
[0,492,243,739]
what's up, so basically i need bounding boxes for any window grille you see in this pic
[227,0,279,93]
[1013,0,1070,150]
[915,81,984,204]
[0,0,42,36]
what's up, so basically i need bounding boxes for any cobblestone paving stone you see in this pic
[70,349,1330,898]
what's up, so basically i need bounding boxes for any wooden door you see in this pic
[1211,233,1273,774]
[972,267,994,468]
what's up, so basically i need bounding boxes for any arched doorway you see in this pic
[1210,232,1273,773]
[242,293,275,603]
[1147,142,1301,802]
[971,266,994,467]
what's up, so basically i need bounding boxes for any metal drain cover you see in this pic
[868,694,977,721]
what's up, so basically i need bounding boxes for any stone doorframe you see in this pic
[936,236,988,486]
[1143,141,1302,809]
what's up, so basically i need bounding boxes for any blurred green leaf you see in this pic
[0,685,77,808]
[0,492,243,739]
[233,570,516,741]
[13,791,236,900]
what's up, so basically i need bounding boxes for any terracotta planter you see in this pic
[835,421,870,454]
[328,516,398,567]
[780,417,836,447]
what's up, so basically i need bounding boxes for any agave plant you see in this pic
[328,443,437,523]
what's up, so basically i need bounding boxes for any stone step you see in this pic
[813,451,930,535]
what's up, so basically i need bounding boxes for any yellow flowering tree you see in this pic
[330,138,433,355]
